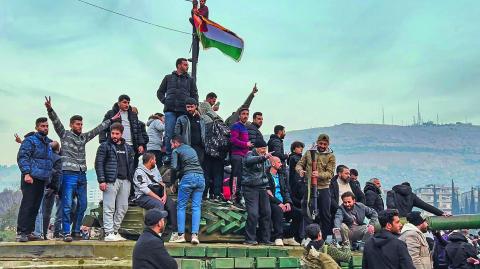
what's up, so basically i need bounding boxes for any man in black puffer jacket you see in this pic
[445,231,477,269]
[364,178,384,213]
[386,182,445,217]
[100,95,145,169]
[157,58,199,163]
[267,125,289,169]
[246,112,265,146]
[95,123,135,241]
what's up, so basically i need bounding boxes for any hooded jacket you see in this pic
[95,138,135,183]
[386,184,444,217]
[267,134,288,163]
[174,114,206,147]
[295,147,336,189]
[99,103,145,150]
[445,232,477,269]
[242,149,270,188]
[364,182,384,213]
[133,165,162,199]
[399,223,433,269]
[146,119,165,151]
[157,71,199,113]
[362,229,416,269]
[48,108,110,172]
[17,132,53,181]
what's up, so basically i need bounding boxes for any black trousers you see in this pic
[17,176,45,235]
[204,155,224,197]
[302,188,332,237]
[270,202,303,240]
[136,195,178,232]
[243,186,271,242]
[230,155,243,198]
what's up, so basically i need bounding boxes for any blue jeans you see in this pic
[177,173,205,234]
[164,111,183,160]
[33,198,45,237]
[62,171,87,234]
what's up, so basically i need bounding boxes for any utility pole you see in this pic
[382,106,385,125]
[417,101,422,125]
[437,113,439,125]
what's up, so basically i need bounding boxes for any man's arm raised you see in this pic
[85,111,120,142]
[45,96,66,139]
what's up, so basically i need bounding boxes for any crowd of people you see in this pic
[15,57,480,269]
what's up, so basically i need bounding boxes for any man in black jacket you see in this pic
[267,157,302,246]
[157,58,199,164]
[267,125,289,169]
[330,165,365,221]
[445,231,477,269]
[364,178,384,213]
[242,140,273,245]
[387,182,447,217]
[132,209,177,269]
[99,95,145,169]
[246,112,265,146]
[362,209,415,269]
[95,123,135,241]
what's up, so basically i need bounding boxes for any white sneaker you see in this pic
[283,237,300,246]
[104,233,118,242]
[115,233,127,241]
[170,233,186,243]
[191,234,200,245]
[274,238,284,246]
[301,238,311,247]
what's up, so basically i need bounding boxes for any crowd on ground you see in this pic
[14,58,480,269]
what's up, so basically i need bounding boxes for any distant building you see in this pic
[87,186,103,205]
[460,187,480,214]
[414,184,459,215]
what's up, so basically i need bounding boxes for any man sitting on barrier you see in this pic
[333,191,377,247]
[133,153,178,241]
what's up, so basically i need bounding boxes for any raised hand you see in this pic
[252,83,258,95]
[111,111,121,121]
[14,133,22,144]
[44,96,52,110]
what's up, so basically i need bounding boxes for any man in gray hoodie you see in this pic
[45,96,120,242]
[146,113,165,168]
[133,153,177,241]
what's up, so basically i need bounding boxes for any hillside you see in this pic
[282,123,480,189]
[1,123,479,191]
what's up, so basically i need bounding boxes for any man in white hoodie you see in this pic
[399,211,433,269]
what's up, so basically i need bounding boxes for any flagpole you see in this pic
[188,0,199,82]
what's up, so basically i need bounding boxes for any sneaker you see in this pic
[17,234,28,243]
[104,233,119,242]
[27,234,43,241]
[115,233,127,241]
[168,232,179,242]
[243,240,258,246]
[72,232,82,240]
[63,234,73,242]
[283,237,300,246]
[191,234,200,245]
[169,233,186,243]
[301,238,311,247]
[274,238,284,246]
[259,241,274,246]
